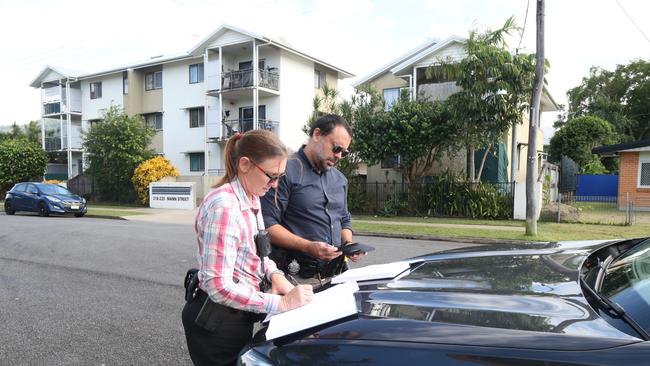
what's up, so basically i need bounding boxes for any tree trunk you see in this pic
[526,0,545,236]
[468,145,476,182]
[476,144,492,183]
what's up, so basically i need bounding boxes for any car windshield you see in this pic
[38,184,73,196]
[601,238,650,335]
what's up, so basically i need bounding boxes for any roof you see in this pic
[352,36,445,87]
[189,24,353,78]
[389,35,466,76]
[592,139,650,156]
[29,65,86,88]
[30,24,353,88]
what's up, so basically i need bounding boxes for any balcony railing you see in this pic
[221,118,279,138]
[221,68,279,91]
[45,137,62,151]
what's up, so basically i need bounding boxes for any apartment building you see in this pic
[30,24,353,180]
[353,36,558,184]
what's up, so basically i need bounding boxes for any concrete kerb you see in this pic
[100,207,531,245]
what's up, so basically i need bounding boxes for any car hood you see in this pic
[48,194,83,202]
[260,239,642,351]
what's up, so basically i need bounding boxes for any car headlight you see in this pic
[238,348,273,366]
[48,196,62,203]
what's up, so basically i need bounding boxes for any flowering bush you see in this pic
[132,156,179,205]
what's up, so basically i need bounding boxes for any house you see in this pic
[593,139,650,209]
[352,35,558,185]
[29,24,353,194]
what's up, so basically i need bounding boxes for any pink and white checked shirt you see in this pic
[195,178,281,314]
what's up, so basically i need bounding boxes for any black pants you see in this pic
[182,293,254,366]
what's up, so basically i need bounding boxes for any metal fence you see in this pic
[541,193,650,225]
[348,181,514,219]
[67,174,97,202]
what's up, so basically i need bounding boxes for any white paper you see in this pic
[331,262,410,284]
[264,281,359,340]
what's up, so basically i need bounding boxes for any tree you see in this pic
[0,139,48,194]
[566,60,650,141]
[548,115,619,173]
[83,106,155,202]
[0,121,41,145]
[434,17,539,182]
[353,89,454,183]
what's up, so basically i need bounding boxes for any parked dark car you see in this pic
[240,237,650,365]
[4,182,87,217]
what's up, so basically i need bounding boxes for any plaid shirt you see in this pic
[195,178,281,314]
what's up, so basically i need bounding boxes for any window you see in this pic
[238,60,264,70]
[189,63,204,84]
[383,87,408,111]
[44,103,61,115]
[639,153,650,187]
[145,71,163,90]
[143,113,163,131]
[90,82,102,99]
[381,155,401,169]
[314,70,325,88]
[27,184,39,194]
[12,183,26,192]
[189,153,205,172]
[189,107,205,128]
[123,72,128,94]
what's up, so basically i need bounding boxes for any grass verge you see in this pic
[87,208,147,217]
[352,218,650,242]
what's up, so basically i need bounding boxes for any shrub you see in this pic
[0,138,48,195]
[132,156,179,205]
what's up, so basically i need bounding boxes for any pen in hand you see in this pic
[286,273,299,286]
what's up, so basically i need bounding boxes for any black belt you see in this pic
[195,288,265,322]
[297,257,347,279]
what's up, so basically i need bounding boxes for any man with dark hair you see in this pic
[261,114,365,289]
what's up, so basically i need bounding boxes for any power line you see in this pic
[615,0,650,43]
[517,0,531,53]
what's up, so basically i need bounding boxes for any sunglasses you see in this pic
[332,144,350,157]
[251,161,285,183]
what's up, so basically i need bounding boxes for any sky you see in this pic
[1,0,649,142]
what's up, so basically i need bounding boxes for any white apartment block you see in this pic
[30,24,353,181]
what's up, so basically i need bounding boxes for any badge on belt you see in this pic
[288,259,300,275]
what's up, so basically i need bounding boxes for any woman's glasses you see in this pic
[332,144,350,157]
[251,161,285,183]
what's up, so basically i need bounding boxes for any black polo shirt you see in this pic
[261,145,352,266]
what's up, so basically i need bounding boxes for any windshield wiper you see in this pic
[579,276,650,340]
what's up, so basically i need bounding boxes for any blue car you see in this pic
[4,182,87,217]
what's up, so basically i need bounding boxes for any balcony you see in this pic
[41,86,82,115]
[220,118,279,139]
[221,68,279,91]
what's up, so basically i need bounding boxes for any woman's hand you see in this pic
[270,272,294,295]
[279,284,313,312]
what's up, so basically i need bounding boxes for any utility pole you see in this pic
[526,0,545,236]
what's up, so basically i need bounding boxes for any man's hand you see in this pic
[343,241,366,262]
[307,241,342,260]
[279,284,314,312]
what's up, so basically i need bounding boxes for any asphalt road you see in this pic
[0,213,477,365]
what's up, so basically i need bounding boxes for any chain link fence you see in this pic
[541,192,650,225]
